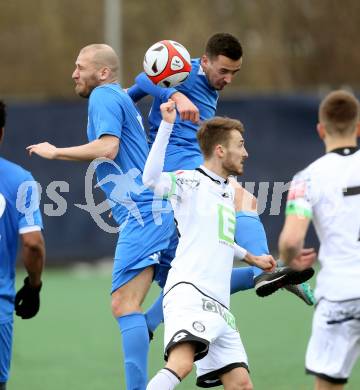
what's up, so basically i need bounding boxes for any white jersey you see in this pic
[286,147,360,301]
[163,167,236,308]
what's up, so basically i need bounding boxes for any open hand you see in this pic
[27,142,58,159]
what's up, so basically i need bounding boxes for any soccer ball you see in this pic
[143,40,191,88]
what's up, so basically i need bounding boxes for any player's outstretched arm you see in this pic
[244,253,276,272]
[233,244,276,272]
[133,72,178,101]
[126,82,148,103]
[26,135,119,162]
[143,100,177,196]
[15,231,45,319]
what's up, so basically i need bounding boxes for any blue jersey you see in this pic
[128,59,219,171]
[0,158,43,323]
[87,83,164,225]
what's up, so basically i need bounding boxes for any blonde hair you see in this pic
[197,116,244,158]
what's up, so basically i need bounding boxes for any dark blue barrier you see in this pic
[2,96,324,262]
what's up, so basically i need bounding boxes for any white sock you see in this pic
[146,368,181,390]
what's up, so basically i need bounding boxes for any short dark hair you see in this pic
[0,100,6,128]
[205,33,243,61]
[197,116,244,159]
[319,90,359,135]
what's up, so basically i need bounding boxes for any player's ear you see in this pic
[99,67,110,81]
[214,143,224,158]
[201,55,209,69]
[0,127,4,144]
[316,123,325,140]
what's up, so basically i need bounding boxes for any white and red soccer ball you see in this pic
[143,40,191,88]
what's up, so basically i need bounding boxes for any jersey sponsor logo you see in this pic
[218,204,235,245]
[176,177,200,188]
[0,193,6,218]
[202,298,237,330]
[192,321,205,333]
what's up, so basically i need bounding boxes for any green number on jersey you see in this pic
[218,204,235,244]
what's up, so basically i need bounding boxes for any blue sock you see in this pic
[117,312,149,390]
[145,292,164,333]
[231,211,271,293]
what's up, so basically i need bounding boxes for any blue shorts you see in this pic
[0,320,13,383]
[111,210,178,293]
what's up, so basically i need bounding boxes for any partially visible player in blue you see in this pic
[0,100,45,390]
[27,44,176,390]
[128,33,315,336]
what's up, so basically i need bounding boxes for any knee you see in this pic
[177,361,193,379]
[0,382,7,390]
[170,361,193,379]
[111,290,140,317]
[228,377,253,390]
[166,356,193,379]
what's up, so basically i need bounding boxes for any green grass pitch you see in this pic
[9,267,360,389]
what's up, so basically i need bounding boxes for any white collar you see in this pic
[199,165,228,186]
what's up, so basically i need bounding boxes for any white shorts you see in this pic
[163,283,248,388]
[305,298,360,384]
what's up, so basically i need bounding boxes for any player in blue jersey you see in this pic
[0,101,45,390]
[27,44,176,390]
[128,33,315,337]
